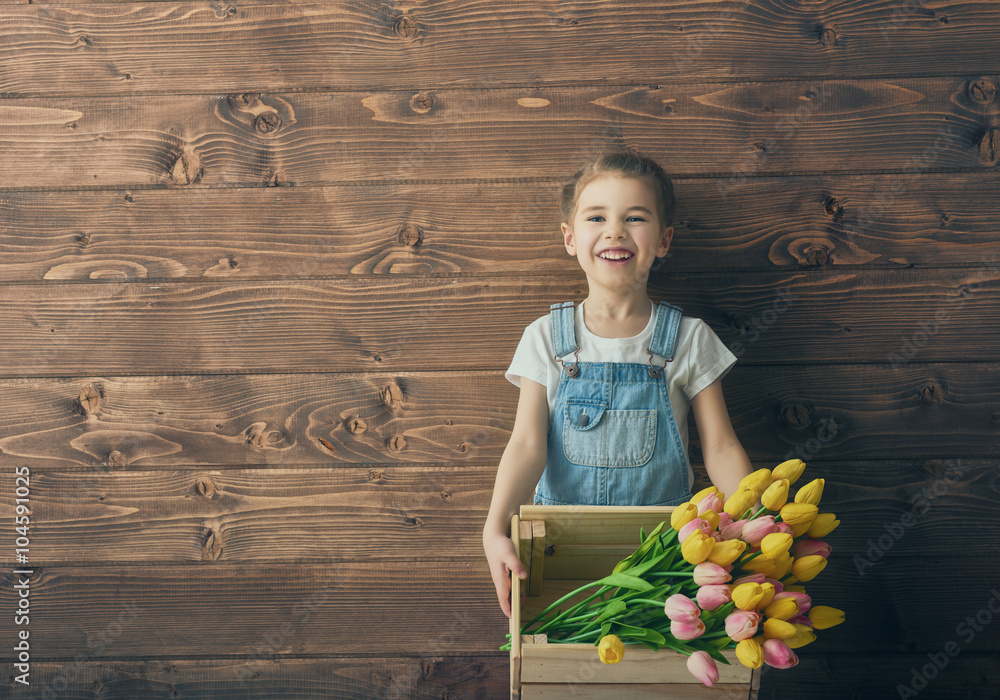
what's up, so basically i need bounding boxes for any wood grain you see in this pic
[0,78,996,189]
[2,172,999,282]
[0,558,995,658]
[2,271,999,375]
[2,2,998,95]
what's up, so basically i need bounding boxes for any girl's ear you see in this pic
[657,226,674,257]
[561,222,576,255]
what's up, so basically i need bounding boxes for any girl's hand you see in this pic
[484,532,528,618]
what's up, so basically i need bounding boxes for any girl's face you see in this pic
[561,175,673,294]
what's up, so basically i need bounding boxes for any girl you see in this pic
[482,151,754,617]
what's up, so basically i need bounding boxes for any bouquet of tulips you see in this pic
[502,459,846,686]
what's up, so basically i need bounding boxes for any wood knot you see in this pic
[317,437,337,453]
[245,422,268,448]
[819,27,837,47]
[824,197,844,218]
[368,468,385,482]
[397,224,423,247]
[409,92,434,114]
[919,382,946,406]
[729,313,750,333]
[815,417,839,442]
[922,459,945,477]
[806,247,830,266]
[106,450,127,468]
[202,529,223,561]
[968,79,997,105]
[388,435,407,452]
[346,417,368,434]
[392,14,418,39]
[196,480,216,498]
[457,441,470,453]
[232,92,260,108]
[381,383,403,410]
[780,403,811,429]
[79,384,103,414]
[254,112,282,135]
[976,129,999,166]
[402,515,422,527]
[169,152,202,186]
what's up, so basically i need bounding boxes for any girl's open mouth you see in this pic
[598,249,635,264]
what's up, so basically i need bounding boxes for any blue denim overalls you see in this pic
[534,301,692,507]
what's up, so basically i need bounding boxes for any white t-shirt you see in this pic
[505,300,738,459]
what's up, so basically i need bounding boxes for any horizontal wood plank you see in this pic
[0,78,996,189]
[2,271,1000,374]
[1,2,998,95]
[0,558,995,658]
[2,172,999,282]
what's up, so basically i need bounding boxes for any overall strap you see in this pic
[648,301,684,361]
[549,302,579,358]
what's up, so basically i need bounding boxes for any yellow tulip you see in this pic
[771,459,806,485]
[707,539,746,567]
[794,478,825,506]
[598,634,625,664]
[808,606,845,630]
[741,555,777,577]
[782,585,807,595]
[670,502,699,530]
[761,479,790,511]
[763,617,797,639]
[700,509,721,532]
[764,597,800,621]
[681,531,715,565]
[724,488,759,518]
[739,468,773,493]
[690,485,719,504]
[785,623,817,649]
[791,555,827,582]
[768,552,793,579]
[807,513,840,538]
[735,638,763,669]
[760,532,794,558]
[779,503,818,528]
[732,582,775,611]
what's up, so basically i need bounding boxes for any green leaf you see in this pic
[639,526,647,544]
[597,572,654,591]
[595,599,629,623]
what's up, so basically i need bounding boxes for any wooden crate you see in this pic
[510,505,759,700]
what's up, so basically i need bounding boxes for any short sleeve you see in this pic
[505,316,552,388]
[681,319,738,399]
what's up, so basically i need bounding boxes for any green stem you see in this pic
[520,582,609,630]
[533,586,610,634]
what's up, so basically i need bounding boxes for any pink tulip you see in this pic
[664,594,701,622]
[698,493,725,514]
[671,617,706,640]
[717,511,734,529]
[789,614,813,627]
[774,522,793,535]
[732,573,766,587]
[793,539,832,559]
[693,562,732,585]
[696,584,732,611]
[686,650,719,687]
[678,518,713,543]
[741,516,777,546]
[762,638,799,669]
[774,591,812,615]
[719,517,748,541]
[764,577,785,594]
[724,610,760,641]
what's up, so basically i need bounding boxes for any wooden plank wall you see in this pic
[1,1,998,698]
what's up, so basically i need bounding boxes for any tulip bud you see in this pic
[762,638,799,668]
[700,509,721,533]
[696,584,732,611]
[678,518,711,543]
[707,539,746,567]
[760,532,794,558]
[698,493,724,514]
[791,555,828,582]
[773,591,812,615]
[664,594,701,622]
[779,502,818,528]
[598,634,624,664]
[808,605,845,630]
[681,531,715,565]
[732,573,766,587]
[724,489,759,518]
[761,479,790,511]
[771,458,806,485]
[764,597,800,621]
[764,577,785,594]
[693,561,732,586]
[794,478,825,506]
[739,468,773,493]
[725,609,761,641]
[671,617,706,640]
[735,638,763,669]
[785,623,817,649]
[763,617,797,640]
[719,517,746,541]
[807,513,840,538]
[686,650,720,688]
[793,539,832,559]
[690,485,720,505]
[741,516,777,546]
[732,582,775,610]
[670,502,700,531]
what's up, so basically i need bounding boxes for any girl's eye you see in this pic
[627,216,646,222]
[586,216,605,222]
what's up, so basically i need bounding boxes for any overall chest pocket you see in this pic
[562,399,657,468]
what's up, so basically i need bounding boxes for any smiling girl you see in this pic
[482,151,754,616]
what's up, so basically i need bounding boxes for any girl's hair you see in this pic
[560,151,675,227]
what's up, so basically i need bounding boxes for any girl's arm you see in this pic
[690,377,753,498]
[482,377,549,617]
